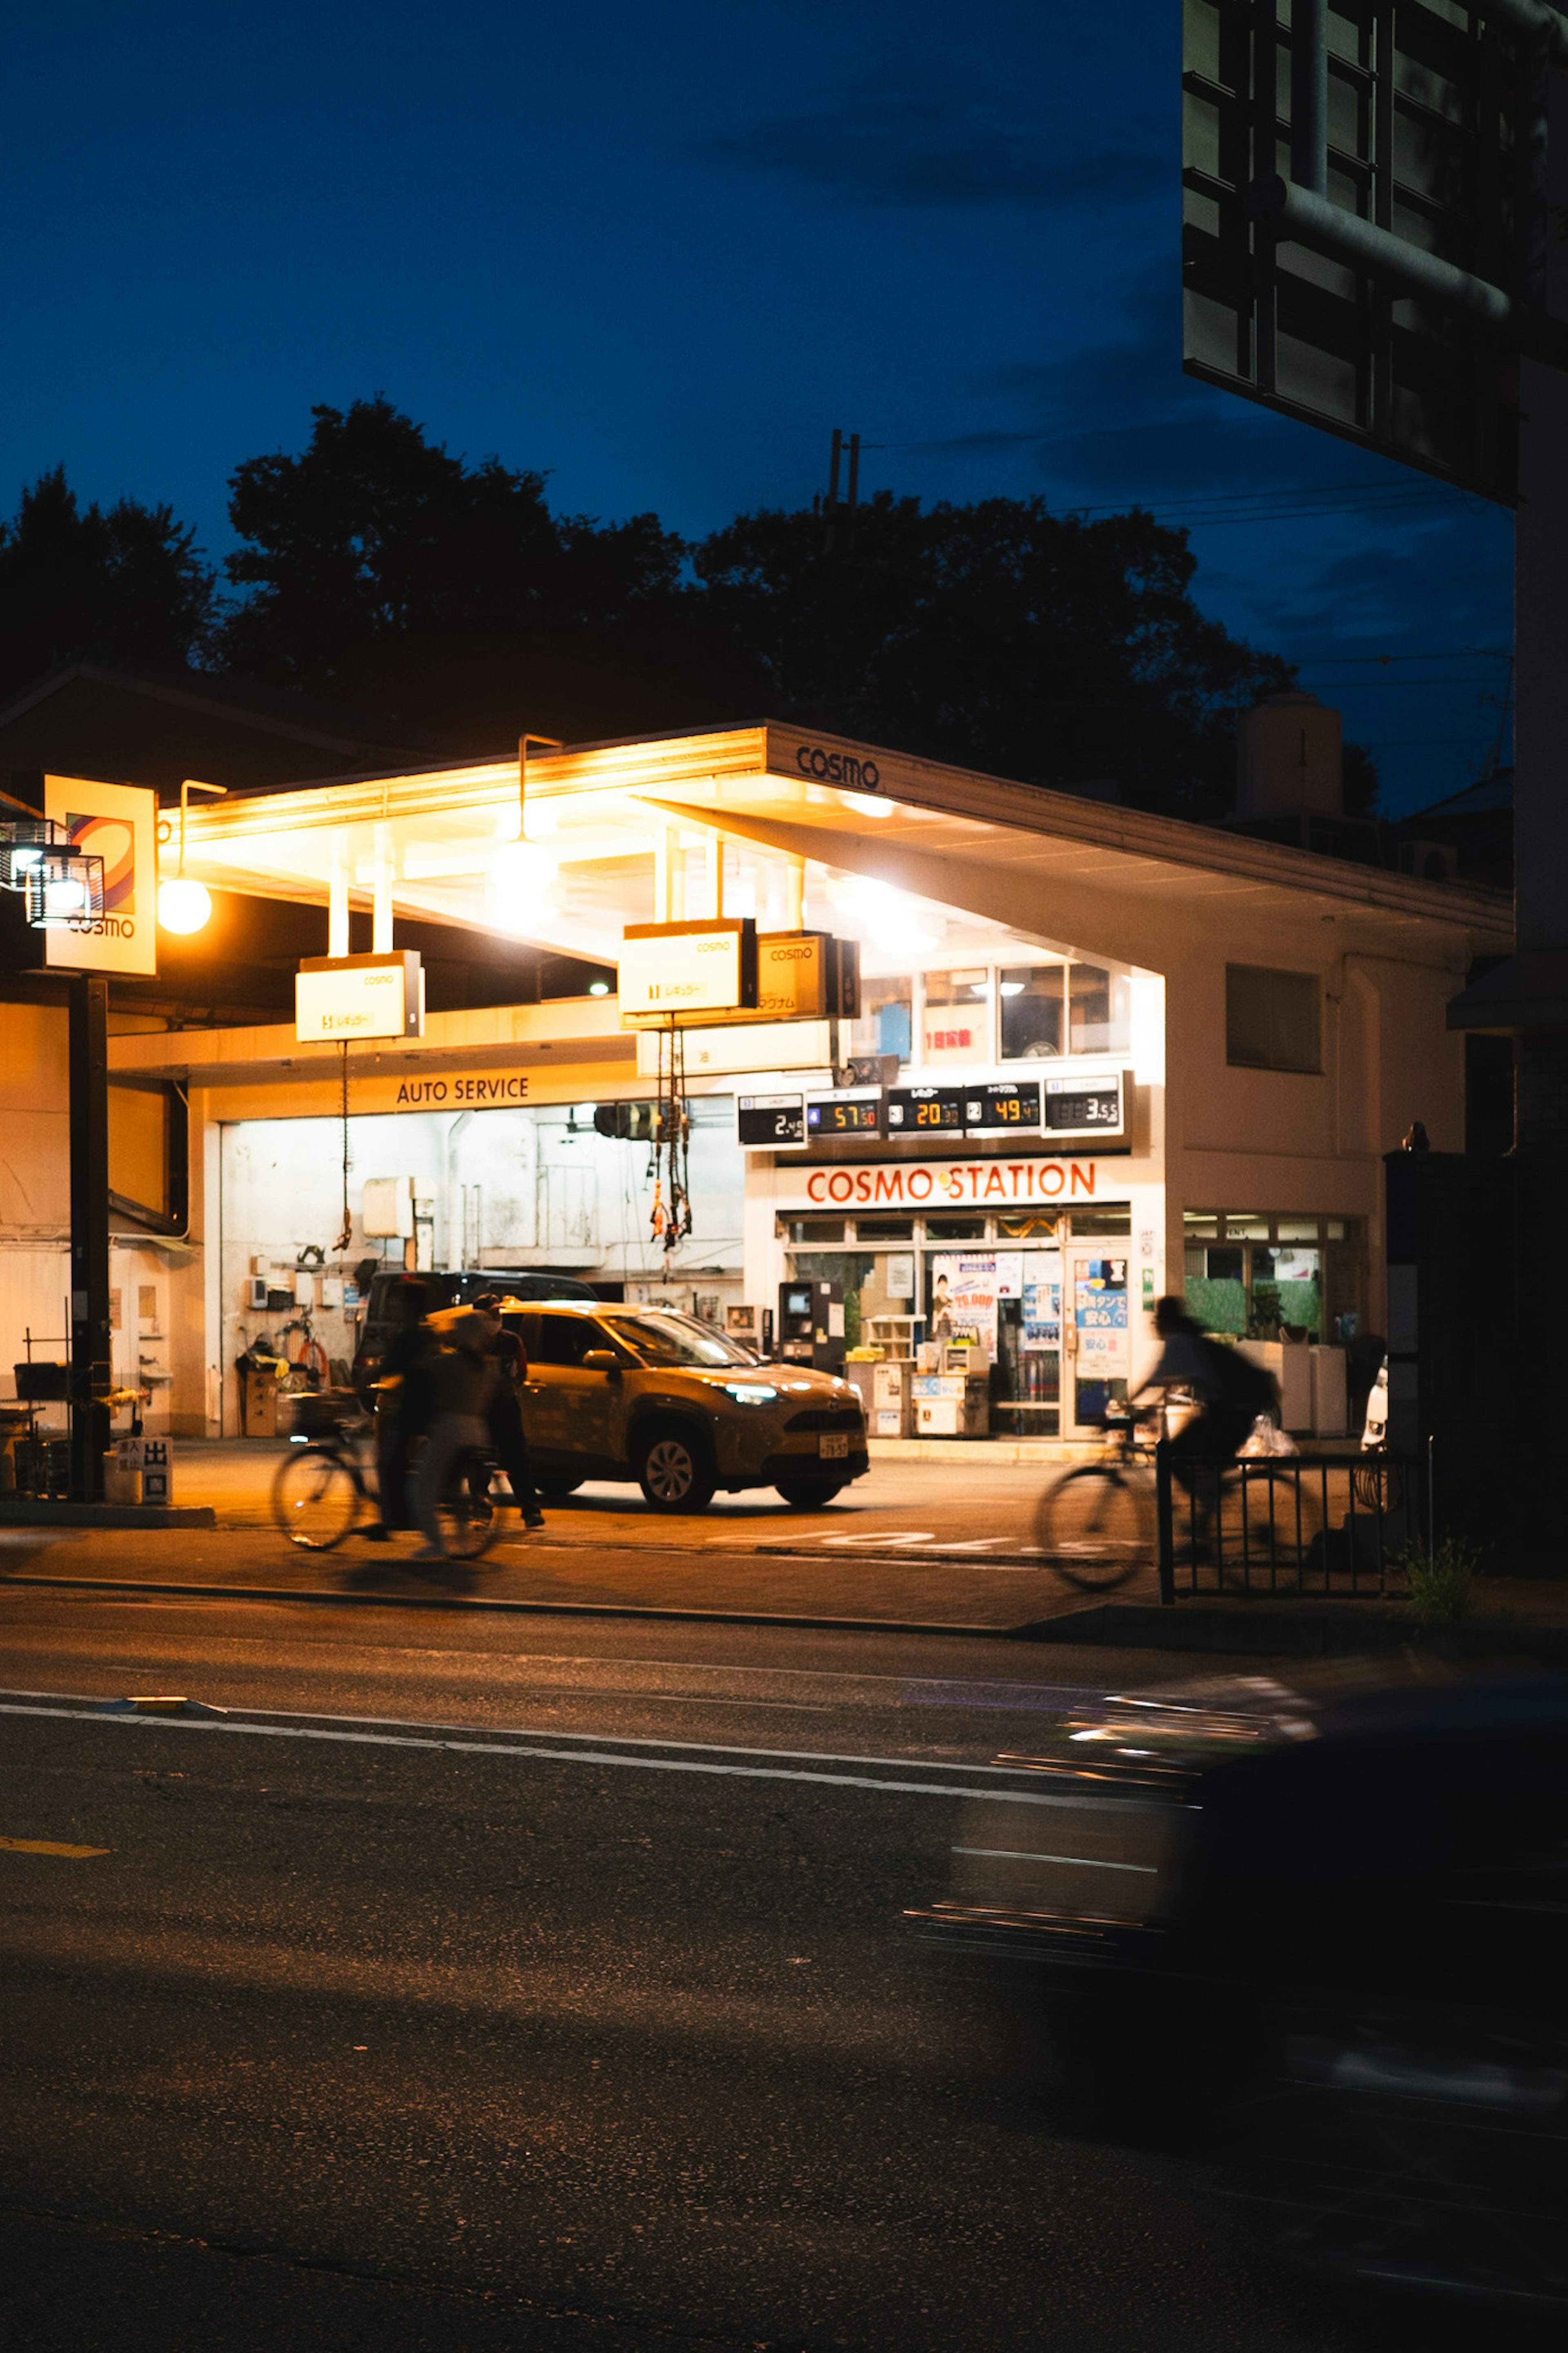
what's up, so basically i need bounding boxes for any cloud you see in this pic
[689,71,1163,212]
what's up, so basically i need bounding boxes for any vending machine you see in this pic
[777,1279,845,1375]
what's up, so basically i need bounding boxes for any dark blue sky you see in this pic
[4,0,1513,815]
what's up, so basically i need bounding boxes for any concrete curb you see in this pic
[0,1571,1025,1641]
[4,1570,1561,1664]
[0,1503,217,1530]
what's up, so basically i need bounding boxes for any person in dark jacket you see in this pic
[470,1291,545,1531]
[362,1276,438,1540]
[1133,1295,1278,1545]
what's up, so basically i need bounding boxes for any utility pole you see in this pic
[67,974,111,1503]
[820,428,862,714]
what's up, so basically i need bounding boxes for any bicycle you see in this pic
[271,1390,377,1549]
[1035,1406,1322,1591]
[271,1398,503,1564]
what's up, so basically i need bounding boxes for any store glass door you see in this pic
[1065,1249,1130,1436]
[993,1250,1061,1436]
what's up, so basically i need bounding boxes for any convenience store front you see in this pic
[767,1151,1165,1441]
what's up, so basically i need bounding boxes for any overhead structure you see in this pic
[1182,0,1568,501]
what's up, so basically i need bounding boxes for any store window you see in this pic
[924,1213,986,1240]
[1068,965,1131,1056]
[999,966,1064,1059]
[1069,1208,1131,1236]
[997,1211,1062,1241]
[853,975,913,1065]
[1179,1213,1365,1342]
[1226,966,1320,1072]
[922,969,991,1064]
[780,1216,848,1243]
[856,1216,915,1241]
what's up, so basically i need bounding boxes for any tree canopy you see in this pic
[693,491,1299,820]
[0,404,1374,819]
[0,466,217,701]
[217,397,758,750]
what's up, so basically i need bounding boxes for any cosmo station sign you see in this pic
[777,1157,1114,1209]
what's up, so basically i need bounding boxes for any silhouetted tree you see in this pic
[0,466,217,699]
[219,398,760,749]
[694,492,1297,819]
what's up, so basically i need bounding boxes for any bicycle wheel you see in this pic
[1035,1467,1153,1590]
[436,1451,501,1562]
[1352,1456,1404,1516]
[1214,1466,1324,1584]
[271,1447,361,1550]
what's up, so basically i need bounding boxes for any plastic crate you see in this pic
[281,1387,363,1441]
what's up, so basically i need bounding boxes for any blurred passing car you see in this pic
[911,1670,1568,2309]
[503,1300,868,1512]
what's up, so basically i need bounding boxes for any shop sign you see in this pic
[619,919,757,1019]
[782,1157,1107,1208]
[41,775,158,977]
[296,952,424,1042]
[388,1072,531,1107]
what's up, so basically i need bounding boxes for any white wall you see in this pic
[216,1098,746,1429]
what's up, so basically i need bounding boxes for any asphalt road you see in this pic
[0,1583,1503,2353]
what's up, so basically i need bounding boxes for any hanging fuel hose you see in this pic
[333,1039,353,1255]
[649,1017,693,1276]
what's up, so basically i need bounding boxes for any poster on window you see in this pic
[1021,1267,1061,1354]
[930,1253,1000,1359]
[1074,1258,1129,1375]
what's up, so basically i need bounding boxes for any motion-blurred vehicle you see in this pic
[910,1669,1568,2309]
[351,1267,598,1399]
[503,1300,868,1512]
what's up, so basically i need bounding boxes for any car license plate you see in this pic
[819,1433,849,1459]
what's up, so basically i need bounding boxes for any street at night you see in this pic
[0,1567,1408,2353]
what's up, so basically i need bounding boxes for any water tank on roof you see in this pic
[1237,692,1343,818]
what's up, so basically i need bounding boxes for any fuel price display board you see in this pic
[885,1086,964,1134]
[806,1089,882,1139]
[1044,1073,1124,1135]
[736,1093,806,1149]
[962,1080,1040,1134]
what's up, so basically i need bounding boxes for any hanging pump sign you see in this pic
[295,951,425,1042]
[619,919,758,1021]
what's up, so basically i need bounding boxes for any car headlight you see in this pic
[721,1383,779,1405]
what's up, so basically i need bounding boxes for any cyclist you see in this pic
[362,1276,438,1541]
[408,1301,504,1561]
[470,1291,546,1532]
[1132,1296,1279,1548]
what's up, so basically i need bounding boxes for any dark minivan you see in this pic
[351,1267,601,1399]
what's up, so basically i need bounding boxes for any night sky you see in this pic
[4,0,1513,817]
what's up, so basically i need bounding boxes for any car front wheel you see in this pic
[774,1476,845,1508]
[635,1428,716,1513]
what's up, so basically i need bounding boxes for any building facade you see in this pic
[0,725,1510,1443]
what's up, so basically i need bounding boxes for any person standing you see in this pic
[470,1292,546,1531]
[408,1302,503,1561]
[363,1276,437,1541]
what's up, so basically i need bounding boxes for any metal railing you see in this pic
[1155,1441,1417,1603]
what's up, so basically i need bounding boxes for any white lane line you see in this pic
[952,1845,1156,1873]
[0,1689,1051,1781]
[0,1702,1130,1807]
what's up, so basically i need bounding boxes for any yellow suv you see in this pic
[502,1300,869,1512]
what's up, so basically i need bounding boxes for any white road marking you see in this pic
[0,1699,1144,1809]
[952,1845,1156,1873]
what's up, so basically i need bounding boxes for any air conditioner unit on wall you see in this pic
[1398,839,1458,884]
[361,1175,415,1238]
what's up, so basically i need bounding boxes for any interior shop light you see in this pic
[588,977,612,996]
[158,778,227,935]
